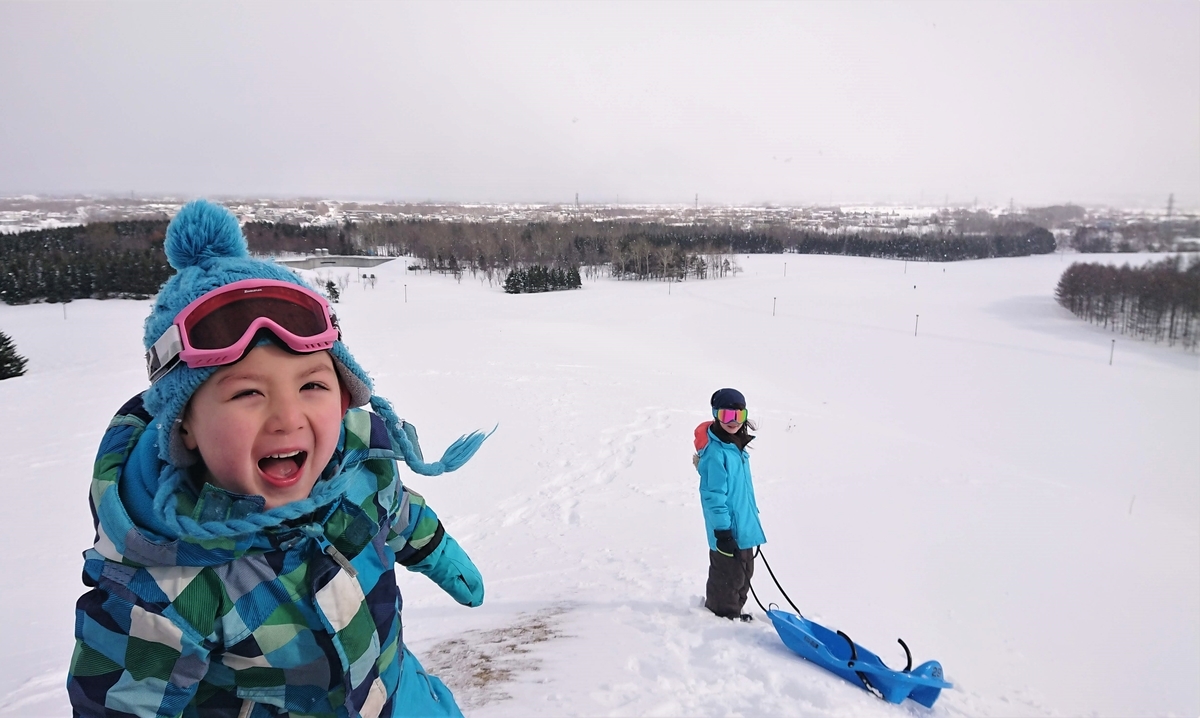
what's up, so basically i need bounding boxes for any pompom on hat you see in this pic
[143,199,488,475]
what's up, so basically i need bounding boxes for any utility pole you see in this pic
[1167,193,1174,219]
[695,193,698,211]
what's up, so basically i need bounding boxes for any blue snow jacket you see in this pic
[695,422,766,552]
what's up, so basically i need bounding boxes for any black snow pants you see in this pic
[705,548,755,618]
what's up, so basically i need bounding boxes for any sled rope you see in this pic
[748,577,769,613]
[753,547,804,617]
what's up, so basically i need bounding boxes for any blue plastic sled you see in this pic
[767,609,951,708]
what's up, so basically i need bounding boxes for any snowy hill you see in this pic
[0,253,1196,717]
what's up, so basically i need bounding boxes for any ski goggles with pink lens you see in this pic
[146,279,340,383]
[713,408,748,424]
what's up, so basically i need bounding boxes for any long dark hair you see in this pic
[712,414,755,448]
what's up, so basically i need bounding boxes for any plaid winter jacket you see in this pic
[68,394,471,717]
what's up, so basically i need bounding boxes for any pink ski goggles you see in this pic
[713,408,748,424]
[146,279,340,383]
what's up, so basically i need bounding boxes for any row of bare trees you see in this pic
[243,221,362,256]
[1055,256,1200,350]
[352,219,1056,279]
[2,213,1066,304]
[371,221,761,282]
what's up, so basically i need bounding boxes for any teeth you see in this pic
[266,450,302,459]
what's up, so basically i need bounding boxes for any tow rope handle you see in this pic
[898,637,913,672]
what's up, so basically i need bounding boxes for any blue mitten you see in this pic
[409,533,484,607]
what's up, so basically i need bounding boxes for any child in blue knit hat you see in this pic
[693,387,766,621]
[68,200,488,718]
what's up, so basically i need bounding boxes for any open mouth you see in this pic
[257,450,308,487]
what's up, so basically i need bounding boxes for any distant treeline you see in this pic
[242,220,366,256]
[1070,220,1200,253]
[0,219,364,305]
[0,221,173,304]
[1055,256,1200,350]
[365,219,1057,281]
[783,225,1056,260]
[3,216,1056,304]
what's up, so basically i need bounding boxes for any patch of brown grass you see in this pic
[422,604,572,708]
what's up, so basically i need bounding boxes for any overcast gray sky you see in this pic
[1,1,1197,207]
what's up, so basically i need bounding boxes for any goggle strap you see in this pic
[147,324,183,383]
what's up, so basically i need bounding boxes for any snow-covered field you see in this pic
[0,252,1196,717]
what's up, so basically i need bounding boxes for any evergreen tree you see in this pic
[503,269,522,294]
[503,264,583,294]
[0,330,28,380]
[325,280,340,303]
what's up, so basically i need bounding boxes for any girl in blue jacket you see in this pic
[694,388,767,620]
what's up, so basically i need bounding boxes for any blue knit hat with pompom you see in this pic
[144,200,488,476]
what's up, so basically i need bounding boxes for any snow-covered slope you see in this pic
[0,253,1196,717]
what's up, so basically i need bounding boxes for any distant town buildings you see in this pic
[1,196,1195,252]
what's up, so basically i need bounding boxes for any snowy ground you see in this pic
[0,252,1196,717]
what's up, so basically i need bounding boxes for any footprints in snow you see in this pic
[499,407,675,530]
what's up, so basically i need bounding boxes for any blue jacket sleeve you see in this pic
[388,487,484,607]
[697,446,732,532]
[387,486,443,565]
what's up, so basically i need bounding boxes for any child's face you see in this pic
[180,344,345,509]
[719,419,744,434]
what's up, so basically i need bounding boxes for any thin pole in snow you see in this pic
[773,297,777,316]
[914,314,919,336]
[1109,339,1115,365]
[404,284,407,304]
[63,303,67,320]
[904,260,907,274]
[784,262,787,277]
